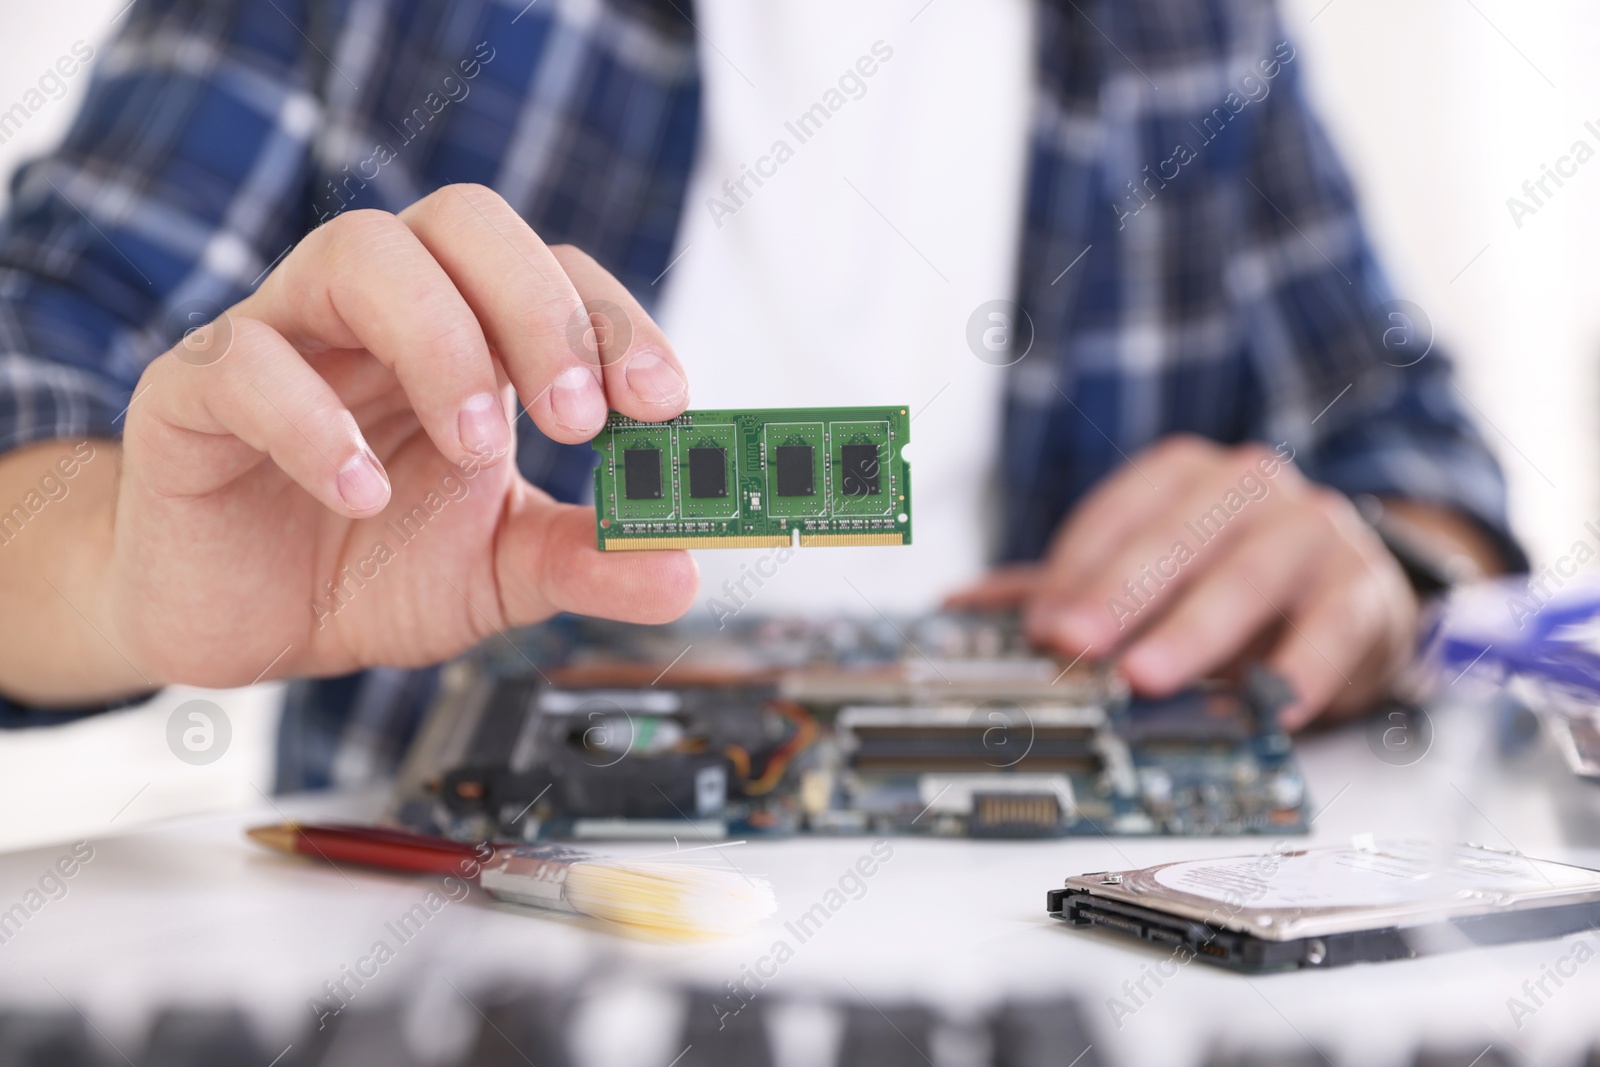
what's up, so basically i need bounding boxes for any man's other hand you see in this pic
[950,435,1458,730]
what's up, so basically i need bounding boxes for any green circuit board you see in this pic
[592,406,913,550]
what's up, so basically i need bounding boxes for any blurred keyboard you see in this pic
[0,984,1570,1067]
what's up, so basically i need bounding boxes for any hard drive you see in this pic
[1048,839,1600,972]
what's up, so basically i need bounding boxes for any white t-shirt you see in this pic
[656,0,1035,616]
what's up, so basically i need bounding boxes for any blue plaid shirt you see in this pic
[0,0,1519,788]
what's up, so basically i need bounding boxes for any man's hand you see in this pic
[0,184,697,703]
[951,435,1434,729]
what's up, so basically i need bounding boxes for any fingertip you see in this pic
[619,350,688,412]
[336,451,390,514]
[1026,601,1108,654]
[1120,640,1185,696]
[1266,661,1332,732]
[620,546,700,620]
[539,365,609,442]
[1276,702,1314,733]
[1267,652,1344,735]
[657,549,701,620]
[457,391,513,461]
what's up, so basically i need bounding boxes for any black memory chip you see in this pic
[775,445,815,496]
[840,443,881,496]
[687,447,727,498]
[623,448,663,500]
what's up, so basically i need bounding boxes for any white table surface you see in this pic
[2,696,1599,1067]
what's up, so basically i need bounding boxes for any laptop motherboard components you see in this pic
[392,614,1309,842]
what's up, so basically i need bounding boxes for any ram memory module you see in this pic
[592,406,912,550]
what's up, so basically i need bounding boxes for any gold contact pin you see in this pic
[798,533,906,547]
[603,533,907,550]
[602,535,792,550]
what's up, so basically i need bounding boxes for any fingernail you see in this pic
[337,451,389,512]
[624,351,686,405]
[458,391,511,458]
[550,366,607,433]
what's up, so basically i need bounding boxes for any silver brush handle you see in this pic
[477,844,595,913]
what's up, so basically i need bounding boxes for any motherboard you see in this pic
[390,613,1309,842]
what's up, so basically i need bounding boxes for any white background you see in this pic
[0,0,1596,847]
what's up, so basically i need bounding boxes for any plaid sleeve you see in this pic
[0,0,324,455]
[0,1,322,723]
[1231,37,1526,570]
